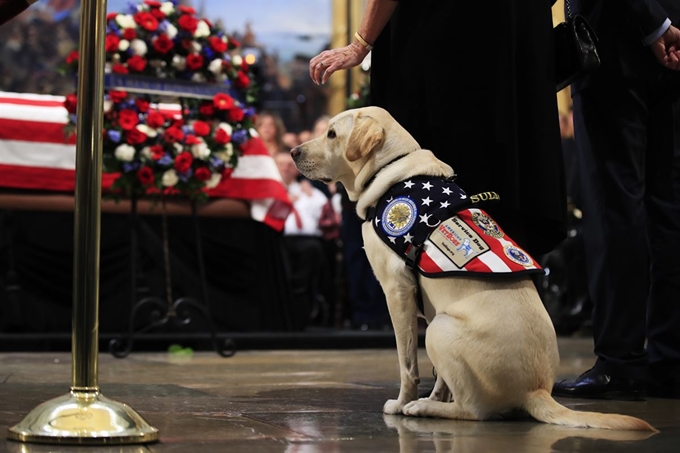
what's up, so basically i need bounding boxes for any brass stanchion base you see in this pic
[7,390,159,445]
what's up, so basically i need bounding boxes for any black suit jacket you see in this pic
[571,0,680,88]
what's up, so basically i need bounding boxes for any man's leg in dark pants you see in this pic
[553,80,649,399]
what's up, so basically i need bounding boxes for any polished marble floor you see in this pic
[1,337,679,452]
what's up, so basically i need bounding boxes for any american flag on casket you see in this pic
[0,91,292,231]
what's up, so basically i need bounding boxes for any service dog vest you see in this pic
[363,176,543,278]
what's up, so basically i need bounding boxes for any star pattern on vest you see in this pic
[374,175,469,246]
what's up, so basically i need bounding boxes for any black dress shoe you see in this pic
[552,368,646,401]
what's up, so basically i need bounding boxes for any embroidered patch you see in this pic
[504,245,534,267]
[472,211,504,238]
[429,216,490,268]
[382,197,418,237]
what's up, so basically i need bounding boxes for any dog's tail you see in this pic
[523,389,656,431]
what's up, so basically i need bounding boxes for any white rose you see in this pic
[205,173,222,189]
[214,144,234,161]
[208,58,223,74]
[191,41,202,53]
[115,14,136,29]
[114,144,136,162]
[130,39,148,56]
[191,72,206,83]
[172,55,186,70]
[249,127,259,138]
[136,124,157,138]
[173,142,183,153]
[191,142,211,160]
[165,22,178,39]
[118,39,130,52]
[194,20,211,38]
[232,55,243,66]
[103,100,113,112]
[160,2,175,15]
[162,169,179,187]
[218,122,233,136]
[140,146,153,160]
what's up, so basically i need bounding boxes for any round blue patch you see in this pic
[504,245,533,267]
[381,197,418,237]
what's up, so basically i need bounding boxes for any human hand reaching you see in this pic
[651,25,680,70]
[310,42,369,85]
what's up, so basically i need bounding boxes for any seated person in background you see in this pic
[275,151,329,330]
[255,110,288,156]
[282,132,300,151]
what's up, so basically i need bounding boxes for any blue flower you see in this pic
[178,169,193,182]
[209,155,224,168]
[108,130,122,143]
[204,48,214,60]
[158,20,170,33]
[107,22,121,37]
[123,161,140,173]
[126,2,138,14]
[182,125,192,136]
[69,114,78,124]
[243,107,256,117]
[158,155,173,166]
[231,129,248,145]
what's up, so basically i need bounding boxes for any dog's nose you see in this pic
[290,146,301,159]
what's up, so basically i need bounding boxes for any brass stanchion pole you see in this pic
[7,0,159,445]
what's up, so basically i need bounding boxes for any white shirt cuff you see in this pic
[643,18,671,46]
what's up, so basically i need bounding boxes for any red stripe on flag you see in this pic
[0,96,67,108]
[418,250,444,274]
[0,119,76,144]
[0,164,118,192]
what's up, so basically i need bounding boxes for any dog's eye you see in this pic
[327,129,336,139]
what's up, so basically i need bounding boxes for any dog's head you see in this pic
[290,106,420,200]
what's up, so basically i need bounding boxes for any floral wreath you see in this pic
[62,0,260,201]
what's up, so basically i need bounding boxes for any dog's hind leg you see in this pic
[423,372,452,402]
[402,400,480,420]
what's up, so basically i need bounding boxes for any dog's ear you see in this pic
[345,113,385,162]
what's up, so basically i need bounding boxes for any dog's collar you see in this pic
[361,154,410,193]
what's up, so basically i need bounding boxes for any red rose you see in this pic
[106,12,117,21]
[208,36,227,53]
[118,109,139,130]
[150,145,165,160]
[229,38,240,49]
[164,126,184,143]
[234,70,250,89]
[186,53,204,71]
[135,98,150,113]
[122,28,137,41]
[174,151,193,173]
[65,50,79,64]
[240,61,249,72]
[214,128,230,145]
[222,167,233,178]
[133,12,159,31]
[228,108,244,123]
[144,0,161,6]
[126,128,147,145]
[105,34,120,52]
[150,8,166,20]
[64,93,77,114]
[195,167,211,181]
[112,63,129,74]
[178,5,196,14]
[137,166,155,185]
[126,55,147,72]
[213,93,234,110]
[192,120,210,137]
[108,90,127,103]
[185,134,202,145]
[177,14,198,33]
[198,103,214,116]
[153,34,174,54]
[146,110,165,128]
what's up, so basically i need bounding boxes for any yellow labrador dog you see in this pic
[291,106,655,431]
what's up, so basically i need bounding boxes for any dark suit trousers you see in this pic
[573,76,680,379]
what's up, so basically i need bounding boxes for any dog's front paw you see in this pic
[402,400,430,417]
[383,399,405,415]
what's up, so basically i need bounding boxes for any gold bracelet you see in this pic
[354,31,374,51]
